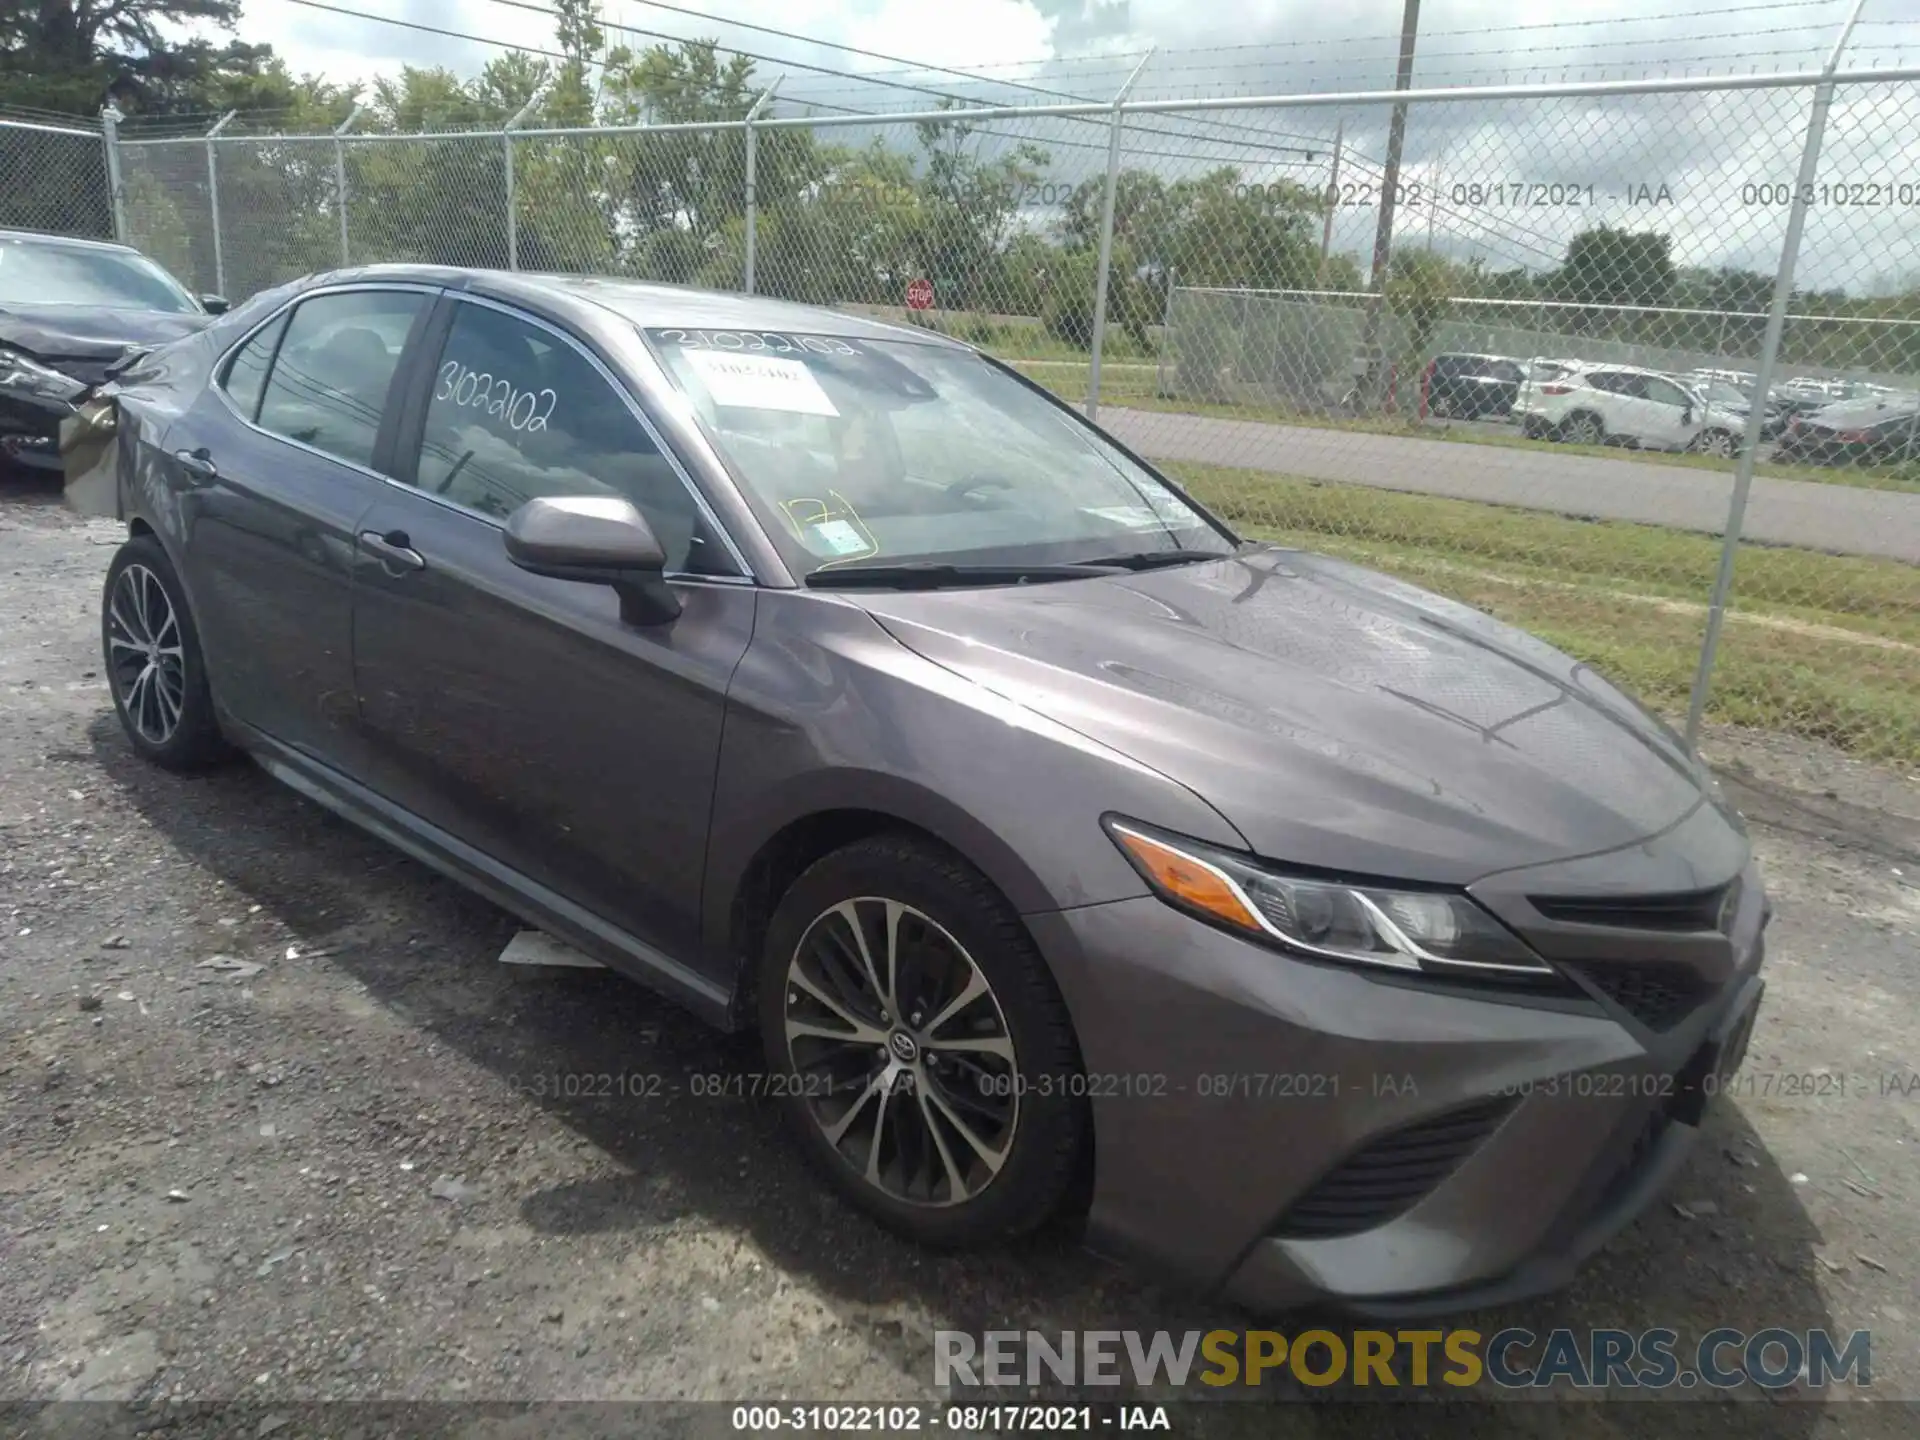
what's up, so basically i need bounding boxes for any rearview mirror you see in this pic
[504,495,681,626]
[199,294,229,314]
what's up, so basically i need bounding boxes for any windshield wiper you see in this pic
[806,562,1117,590]
[1075,547,1232,571]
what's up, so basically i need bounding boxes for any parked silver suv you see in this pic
[1514,361,1746,454]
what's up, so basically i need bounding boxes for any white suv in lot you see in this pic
[1514,362,1747,455]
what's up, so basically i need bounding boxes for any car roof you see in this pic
[309,264,969,349]
[0,227,143,256]
[1565,361,1671,377]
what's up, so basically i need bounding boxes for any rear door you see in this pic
[161,284,434,767]
[347,294,757,969]
[1584,370,1644,438]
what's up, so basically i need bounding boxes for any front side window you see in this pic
[0,236,198,313]
[1644,377,1691,408]
[255,290,424,469]
[643,329,1234,578]
[409,303,713,573]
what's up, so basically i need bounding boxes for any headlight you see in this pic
[0,347,87,403]
[1104,819,1551,978]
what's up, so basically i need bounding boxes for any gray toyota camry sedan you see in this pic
[71,266,1766,1316]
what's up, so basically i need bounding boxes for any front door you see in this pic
[1640,374,1700,451]
[348,297,755,969]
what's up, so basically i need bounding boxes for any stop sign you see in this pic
[906,277,935,311]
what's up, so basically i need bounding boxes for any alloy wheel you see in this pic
[782,897,1019,1208]
[1566,415,1603,446]
[106,563,186,746]
[1699,430,1735,458]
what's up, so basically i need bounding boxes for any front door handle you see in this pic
[359,528,426,572]
[173,447,218,482]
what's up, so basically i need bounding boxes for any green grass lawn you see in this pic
[1005,358,1920,497]
[1156,460,1920,765]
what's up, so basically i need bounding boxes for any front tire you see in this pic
[102,535,230,771]
[1695,428,1737,459]
[757,835,1088,1248]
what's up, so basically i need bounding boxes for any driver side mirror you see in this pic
[199,294,229,315]
[504,495,681,626]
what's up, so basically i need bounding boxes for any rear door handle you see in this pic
[359,528,426,572]
[173,447,218,482]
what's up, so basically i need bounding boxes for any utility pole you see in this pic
[1316,119,1344,288]
[1358,0,1420,410]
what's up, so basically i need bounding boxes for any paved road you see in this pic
[1096,406,1920,563]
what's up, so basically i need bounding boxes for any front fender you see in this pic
[700,591,1249,974]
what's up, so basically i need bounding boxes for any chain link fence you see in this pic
[0,119,111,241]
[4,56,1916,767]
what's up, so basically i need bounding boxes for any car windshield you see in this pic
[0,237,199,313]
[644,329,1235,577]
[1696,381,1749,406]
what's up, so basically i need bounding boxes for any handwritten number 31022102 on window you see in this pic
[435,359,556,433]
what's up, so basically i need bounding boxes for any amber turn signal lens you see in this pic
[1111,826,1264,934]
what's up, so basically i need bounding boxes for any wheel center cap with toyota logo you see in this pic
[887,1030,920,1063]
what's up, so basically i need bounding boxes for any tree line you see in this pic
[8,1,1917,375]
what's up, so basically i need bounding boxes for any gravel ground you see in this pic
[2,481,1916,1438]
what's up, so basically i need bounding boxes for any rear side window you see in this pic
[255,290,425,469]
[220,312,288,423]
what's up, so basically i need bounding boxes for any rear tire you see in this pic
[1562,412,1605,447]
[102,535,230,772]
[757,834,1088,1249]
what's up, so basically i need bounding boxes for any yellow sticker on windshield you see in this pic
[783,491,878,563]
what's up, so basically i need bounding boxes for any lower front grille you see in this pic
[1273,1096,1517,1239]
[1565,961,1712,1031]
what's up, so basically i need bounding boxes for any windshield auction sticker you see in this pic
[681,347,840,417]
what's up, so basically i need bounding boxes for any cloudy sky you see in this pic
[210,1,1920,290]
[229,0,1917,103]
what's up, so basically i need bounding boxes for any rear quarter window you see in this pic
[219,312,289,424]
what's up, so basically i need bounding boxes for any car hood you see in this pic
[853,547,1726,885]
[0,304,211,373]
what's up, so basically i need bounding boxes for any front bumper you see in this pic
[1029,874,1766,1318]
[1,392,77,472]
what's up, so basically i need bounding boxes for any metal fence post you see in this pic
[205,111,237,298]
[504,90,544,271]
[1087,50,1154,422]
[333,103,362,266]
[1685,0,1867,750]
[99,106,128,242]
[743,78,782,295]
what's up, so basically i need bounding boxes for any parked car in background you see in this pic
[1513,361,1746,454]
[1679,375,1787,445]
[0,229,223,473]
[1774,393,1920,466]
[1419,352,1526,420]
[1769,376,1897,425]
[63,266,1767,1317]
